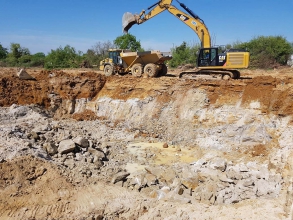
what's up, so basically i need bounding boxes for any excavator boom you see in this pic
[122,0,211,48]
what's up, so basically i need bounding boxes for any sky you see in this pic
[0,0,292,54]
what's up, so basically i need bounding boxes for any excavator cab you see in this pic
[197,47,249,70]
[198,48,229,67]
[198,48,218,67]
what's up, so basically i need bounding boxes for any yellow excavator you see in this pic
[122,0,250,79]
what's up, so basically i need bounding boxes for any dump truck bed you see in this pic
[120,50,172,67]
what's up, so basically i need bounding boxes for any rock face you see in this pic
[1,68,293,219]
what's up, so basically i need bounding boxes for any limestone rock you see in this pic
[145,173,158,186]
[209,157,227,172]
[181,177,199,190]
[111,171,130,184]
[73,136,89,148]
[43,142,58,156]
[88,147,105,162]
[161,168,176,184]
[64,159,75,170]
[58,139,76,154]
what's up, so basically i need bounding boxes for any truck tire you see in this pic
[131,63,143,77]
[104,65,113,76]
[158,64,168,76]
[144,63,158,77]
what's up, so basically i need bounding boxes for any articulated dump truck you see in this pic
[99,49,172,77]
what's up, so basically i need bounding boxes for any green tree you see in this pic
[0,43,8,60]
[9,43,30,59]
[30,52,46,67]
[114,34,143,52]
[44,45,82,69]
[5,43,31,66]
[233,36,293,68]
[10,43,22,59]
[169,41,200,68]
[18,54,31,65]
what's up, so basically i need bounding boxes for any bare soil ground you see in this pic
[1,67,293,219]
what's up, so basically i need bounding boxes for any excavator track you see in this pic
[178,69,240,80]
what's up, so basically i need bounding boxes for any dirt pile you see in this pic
[1,67,293,219]
[0,68,106,107]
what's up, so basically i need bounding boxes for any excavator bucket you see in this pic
[122,12,138,33]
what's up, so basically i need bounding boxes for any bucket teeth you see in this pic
[122,12,138,33]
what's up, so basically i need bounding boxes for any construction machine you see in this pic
[122,0,250,79]
[99,49,172,77]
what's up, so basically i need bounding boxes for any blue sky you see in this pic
[0,0,292,54]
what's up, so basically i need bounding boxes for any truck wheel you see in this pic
[131,63,143,77]
[144,63,158,77]
[104,65,113,76]
[158,64,168,76]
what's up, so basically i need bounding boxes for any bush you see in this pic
[169,41,200,68]
[233,36,293,68]
[30,53,46,67]
[45,45,82,69]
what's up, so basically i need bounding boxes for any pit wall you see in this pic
[70,88,292,152]
[52,76,293,210]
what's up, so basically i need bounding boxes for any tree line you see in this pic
[168,36,293,69]
[0,34,292,69]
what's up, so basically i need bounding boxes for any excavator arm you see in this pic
[122,0,211,48]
